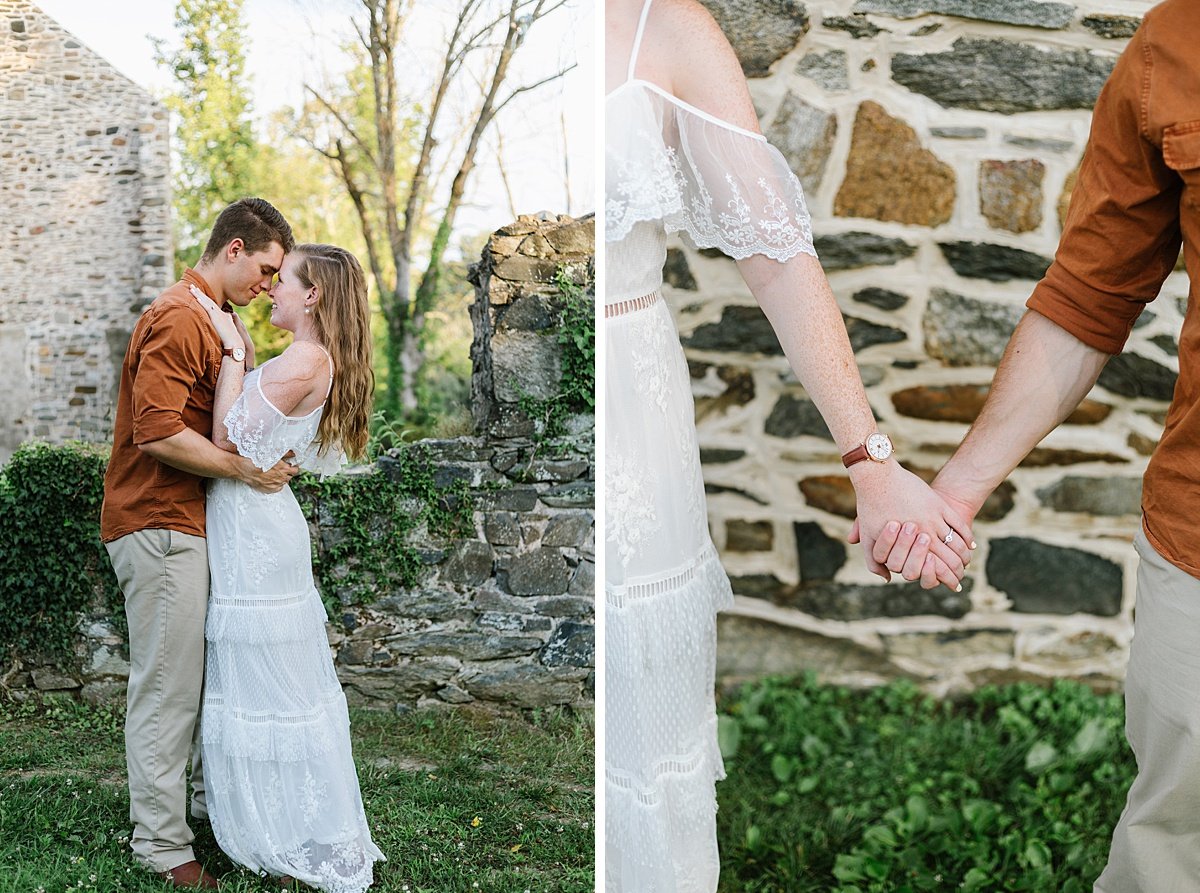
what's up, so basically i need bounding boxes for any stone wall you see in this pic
[684,0,1164,693]
[0,0,171,462]
[6,216,595,713]
[470,212,595,437]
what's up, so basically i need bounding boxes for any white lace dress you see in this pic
[604,3,817,890]
[203,357,385,892]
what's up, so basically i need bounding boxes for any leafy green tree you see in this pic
[152,0,256,274]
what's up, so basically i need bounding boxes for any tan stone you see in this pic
[1128,431,1158,456]
[717,615,903,683]
[979,159,1044,233]
[885,630,1015,665]
[1057,161,1079,229]
[1018,447,1127,467]
[834,101,956,226]
[892,384,1111,425]
[725,519,774,552]
[799,475,857,519]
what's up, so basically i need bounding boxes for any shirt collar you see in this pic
[182,268,217,302]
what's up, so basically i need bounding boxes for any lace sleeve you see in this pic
[223,383,298,472]
[294,441,346,480]
[606,84,817,263]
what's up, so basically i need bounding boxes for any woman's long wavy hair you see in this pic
[293,243,374,460]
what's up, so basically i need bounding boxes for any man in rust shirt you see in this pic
[102,198,299,888]
[871,2,1199,888]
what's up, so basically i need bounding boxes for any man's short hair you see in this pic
[201,198,295,261]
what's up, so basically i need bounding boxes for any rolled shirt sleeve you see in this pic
[1027,25,1184,355]
[130,306,210,445]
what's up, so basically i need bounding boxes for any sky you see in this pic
[35,0,596,240]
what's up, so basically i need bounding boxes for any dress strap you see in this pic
[626,0,654,81]
[311,342,335,400]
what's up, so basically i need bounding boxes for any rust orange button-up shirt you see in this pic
[100,269,224,543]
[1027,0,1200,577]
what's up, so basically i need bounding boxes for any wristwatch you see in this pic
[222,346,246,364]
[842,432,893,468]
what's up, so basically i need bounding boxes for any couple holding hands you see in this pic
[604,0,1200,891]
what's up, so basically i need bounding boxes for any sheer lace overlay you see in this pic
[606,81,817,263]
[205,363,383,891]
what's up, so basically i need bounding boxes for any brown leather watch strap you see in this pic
[841,444,869,468]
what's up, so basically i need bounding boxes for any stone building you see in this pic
[681,0,1163,692]
[0,0,170,461]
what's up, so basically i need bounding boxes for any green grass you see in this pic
[716,676,1135,893]
[0,699,594,893]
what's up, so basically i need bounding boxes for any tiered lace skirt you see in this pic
[203,480,384,892]
[605,293,734,893]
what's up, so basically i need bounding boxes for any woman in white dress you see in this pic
[192,243,384,891]
[604,1,975,890]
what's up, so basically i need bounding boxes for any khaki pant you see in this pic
[106,528,209,873]
[1096,527,1200,892]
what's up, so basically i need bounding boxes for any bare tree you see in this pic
[300,0,575,419]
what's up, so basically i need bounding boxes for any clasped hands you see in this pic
[848,463,977,591]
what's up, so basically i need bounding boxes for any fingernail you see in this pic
[970,541,977,549]
[903,522,916,534]
[956,584,963,592]
[917,534,929,545]
[886,521,899,533]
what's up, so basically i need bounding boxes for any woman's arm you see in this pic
[659,0,971,587]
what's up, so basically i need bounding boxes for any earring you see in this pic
[304,306,311,314]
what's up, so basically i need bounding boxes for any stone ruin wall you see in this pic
[0,0,171,462]
[12,214,596,714]
[681,0,1163,693]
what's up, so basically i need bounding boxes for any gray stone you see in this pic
[461,664,585,707]
[496,295,555,332]
[685,305,781,355]
[813,232,917,270]
[844,315,907,353]
[923,289,1024,367]
[853,287,908,311]
[698,0,810,77]
[892,39,1116,114]
[1081,14,1139,39]
[491,330,562,402]
[794,521,847,583]
[508,457,589,484]
[421,439,493,463]
[717,615,907,682]
[81,680,125,706]
[852,0,1073,28]
[540,621,595,668]
[726,519,775,552]
[987,538,1123,616]
[472,587,535,614]
[938,241,1053,282]
[389,631,543,660]
[885,629,1016,664]
[767,91,838,194]
[31,668,79,691]
[789,579,974,620]
[1036,476,1142,516]
[475,485,540,512]
[478,612,554,633]
[441,540,494,587]
[822,15,883,38]
[484,512,521,546]
[436,684,474,704]
[376,588,469,622]
[339,639,375,666]
[764,395,833,440]
[931,126,986,139]
[539,481,594,509]
[663,248,698,291]
[1003,135,1073,152]
[568,560,596,597]
[1151,334,1178,357]
[338,660,459,703]
[507,548,573,596]
[729,574,789,601]
[532,595,594,617]
[487,405,536,439]
[1098,353,1178,401]
[795,49,849,92]
[543,511,593,547]
[700,448,746,463]
[87,645,130,678]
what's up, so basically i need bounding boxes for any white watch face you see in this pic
[231,347,245,362]
[866,433,892,461]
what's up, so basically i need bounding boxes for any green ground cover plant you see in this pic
[0,699,593,893]
[717,676,1134,893]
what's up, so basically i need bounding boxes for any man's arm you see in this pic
[933,310,1110,518]
[140,428,298,493]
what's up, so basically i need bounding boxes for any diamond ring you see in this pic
[944,532,955,545]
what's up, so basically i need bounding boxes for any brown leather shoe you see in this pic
[158,861,220,889]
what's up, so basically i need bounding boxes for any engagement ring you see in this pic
[944,532,955,544]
